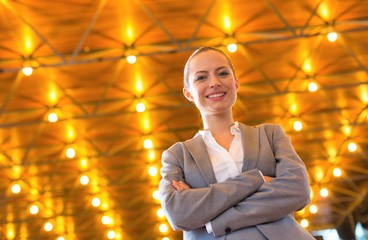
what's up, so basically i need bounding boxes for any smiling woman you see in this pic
[158,47,315,240]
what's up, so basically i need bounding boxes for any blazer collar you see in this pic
[239,123,260,171]
[184,134,217,185]
[184,124,260,184]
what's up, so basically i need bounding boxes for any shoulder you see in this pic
[239,122,286,138]
[164,133,201,154]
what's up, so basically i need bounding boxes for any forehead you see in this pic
[188,50,230,73]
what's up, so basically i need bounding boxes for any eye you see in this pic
[218,71,230,77]
[195,75,207,81]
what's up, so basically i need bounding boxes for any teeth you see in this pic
[208,93,225,98]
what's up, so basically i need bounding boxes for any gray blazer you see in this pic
[159,123,315,240]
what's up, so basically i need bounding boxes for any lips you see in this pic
[206,92,226,98]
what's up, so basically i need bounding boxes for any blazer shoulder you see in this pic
[239,122,286,140]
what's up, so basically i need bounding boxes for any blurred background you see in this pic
[0,0,367,239]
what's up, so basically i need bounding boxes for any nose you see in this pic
[209,75,221,87]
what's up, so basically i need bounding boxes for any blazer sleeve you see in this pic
[210,125,311,237]
[158,143,265,231]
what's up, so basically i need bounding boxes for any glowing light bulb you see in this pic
[80,175,89,185]
[11,183,21,194]
[156,208,165,218]
[102,215,112,225]
[92,197,101,207]
[293,120,303,131]
[22,66,33,76]
[159,223,169,233]
[30,204,39,214]
[300,219,309,228]
[320,188,329,197]
[107,230,116,239]
[333,167,342,177]
[152,190,159,200]
[309,204,318,214]
[136,102,146,112]
[143,139,153,149]
[308,81,318,92]
[127,55,136,64]
[148,166,158,177]
[66,147,76,158]
[348,142,357,152]
[327,32,338,42]
[47,112,58,123]
[57,237,65,240]
[44,222,53,232]
[227,43,237,53]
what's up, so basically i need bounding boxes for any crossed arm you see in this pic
[159,127,311,235]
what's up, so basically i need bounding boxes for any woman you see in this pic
[159,47,314,240]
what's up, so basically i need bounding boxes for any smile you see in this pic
[206,92,226,98]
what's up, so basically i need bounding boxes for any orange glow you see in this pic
[23,27,34,54]
[66,126,76,142]
[303,59,313,74]
[135,74,143,93]
[318,2,330,20]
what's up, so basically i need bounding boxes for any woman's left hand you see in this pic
[172,180,191,191]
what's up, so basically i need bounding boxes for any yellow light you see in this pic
[148,166,158,177]
[57,237,65,240]
[136,102,146,113]
[308,81,318,92]
[22,66,33,76]
[126,55,136,64]
[80,175,89,185]
[66,147,76,158]
[320,188,329,197]
[6,226,15,240]
[333,167,342,177]
[303,60,312,73]
[152,190,159,200]
[143,139,153,149]
[44,222,53,232]
[162,237,170,240]
[80,158,89,170]
[318,2,330,20]
[135,77,143,92]
[48,89,59,105]
[66,126,75,141]
[92,197,101,207]
[148,149,155,162]
[156,208,165,218]
[293,120,303,131]
[102,215,112,225]
[223,16,231,30]
[300,219,309,228]
[348,142,357,152]
[107,230,116,239]
[227,43,237,53]
[327,32,338,42]
[47,112,58,123]
[309,204,318,214]
[11,183,21,194]
[30,204,39,215]
[159,223,169,233]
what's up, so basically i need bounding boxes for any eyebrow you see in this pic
[194,66,229,75]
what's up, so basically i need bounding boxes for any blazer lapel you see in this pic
[240,124,260,171]
[184,134,217,185]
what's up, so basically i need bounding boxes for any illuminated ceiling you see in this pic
[0,0,367,239]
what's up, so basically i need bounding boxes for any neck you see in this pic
[201,112,234,134]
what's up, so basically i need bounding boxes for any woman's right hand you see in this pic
[264,176,273,183]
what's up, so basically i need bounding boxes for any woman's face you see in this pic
[183,50,239,116]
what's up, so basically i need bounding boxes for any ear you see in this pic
[183,87,194,102]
